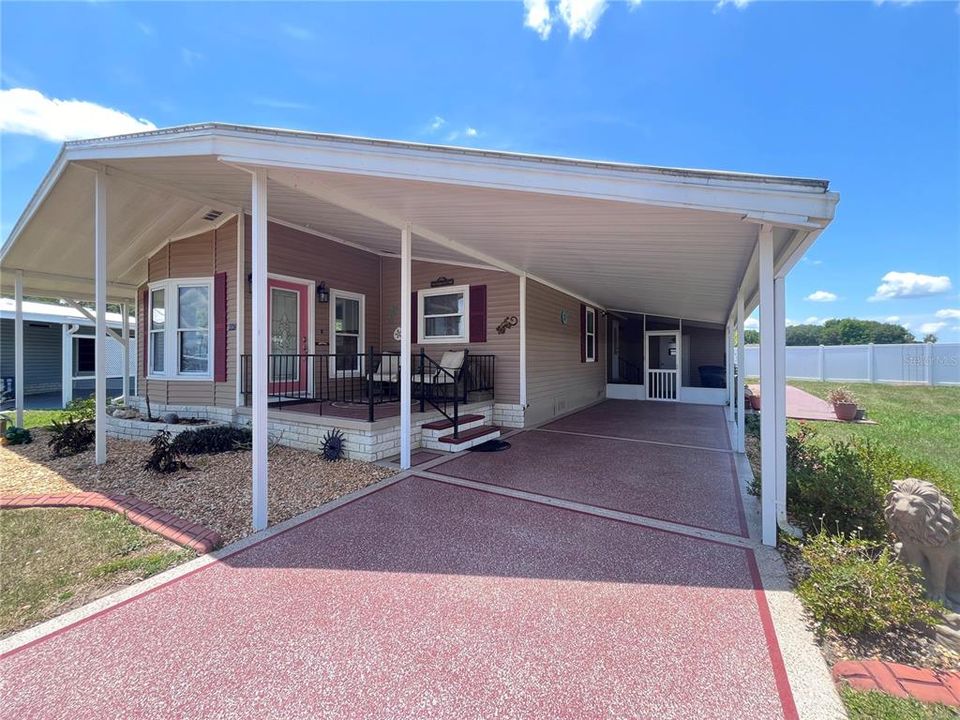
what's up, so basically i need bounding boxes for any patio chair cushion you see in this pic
[372,353,400,382]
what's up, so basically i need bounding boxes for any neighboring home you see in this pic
[0,123,839,545]
[0,298,135,408]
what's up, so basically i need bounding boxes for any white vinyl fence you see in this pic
[743,342,960,386]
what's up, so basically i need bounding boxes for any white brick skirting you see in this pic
[492,403,525,428]
[119,398,496,462]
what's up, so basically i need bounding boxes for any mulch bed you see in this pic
[0,430,395,545]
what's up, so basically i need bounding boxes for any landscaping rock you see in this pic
[160,412,180,425]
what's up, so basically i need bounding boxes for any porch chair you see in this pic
[417,350,466,393]
[370,353,401,398]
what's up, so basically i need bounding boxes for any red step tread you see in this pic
[422,414,485,431]
[439,425,501,445]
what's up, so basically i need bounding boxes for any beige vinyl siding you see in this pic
[241,217,383,362]
[525,279,605,427]
[380,259,520,405]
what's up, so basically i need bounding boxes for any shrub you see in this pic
[170,425,252,455]
[826,385,858,405]
[144,430,187,473]
[795,529,940,636]
[64,397,96,421]
[48,416,95,456]
[4,425,32,445]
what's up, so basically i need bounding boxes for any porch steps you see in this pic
[426,425,501,451]
[420,414,487,442]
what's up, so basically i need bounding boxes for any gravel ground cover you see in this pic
[0,429,395,545]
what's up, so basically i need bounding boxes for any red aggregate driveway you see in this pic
[2,477,794,720]
[542,399,732,450]
[431,430,747,536]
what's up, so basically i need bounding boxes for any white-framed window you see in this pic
[419,285,469,344]
[585,306,597,362]
[147,278,214,380]
[330,289,365,375]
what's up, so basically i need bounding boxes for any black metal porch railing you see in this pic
[239,349,495,433]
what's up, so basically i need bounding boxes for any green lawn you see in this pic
[0,508,192,636]
[3,408,71,430]
[841,688,959,720]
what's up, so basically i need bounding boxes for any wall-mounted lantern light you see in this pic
[317,282,329,304]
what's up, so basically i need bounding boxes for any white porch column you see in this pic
[399,225,412,470]
[121,303,130,401]
[736,290,745,454]
[725,321,735,421]
[94,171,107,465]
[758,224,777,546]
[251,170,269,531]
[61,324,76,409]
[519,274,528,409]
[774,274,788,530]
[14,270,24,428]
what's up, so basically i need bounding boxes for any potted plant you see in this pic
[827,386,859,421]
[744,384,760,411]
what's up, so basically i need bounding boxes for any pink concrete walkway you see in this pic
[2,478,796,719]
[749,384,872,422]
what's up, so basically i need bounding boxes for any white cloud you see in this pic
[803,316,833,326]
[800,257,824,266]
[0,88,156,142]
[869,271,953,301]
[744,317,759,330]
[884,315,900,323]
[715,0,752,11]
[806,290,838,303]
[464,127,478,137]
[523,0,554,39]
[557,0,609,39]
[920,322,947,335]
[180,48,204,67]
[280,23,313,41]
[523,0,616,40]
[428,116,446,132]
[935,308,960,320]
[786,318,797,327]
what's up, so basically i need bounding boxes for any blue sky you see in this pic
[2,1,958,339]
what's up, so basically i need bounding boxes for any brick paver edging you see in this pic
[0,493,222,554]
[834,660,960,707]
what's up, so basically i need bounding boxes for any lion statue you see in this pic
[884,478,960,611]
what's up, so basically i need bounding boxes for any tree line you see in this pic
[742,318,933,346]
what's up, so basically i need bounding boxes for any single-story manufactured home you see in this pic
[0,123,838,546]
[0,298,135,408]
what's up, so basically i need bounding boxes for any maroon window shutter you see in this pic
[469,285,487,343]
[411,291,418,344]
[214,272,228,382]
[580,304,587,363]
[141,288,149,377]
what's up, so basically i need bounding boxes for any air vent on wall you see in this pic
[202,209,224,222]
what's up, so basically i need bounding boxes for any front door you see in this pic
[610,319,621,381]
[268,278,310,395]
[645,331,680,401]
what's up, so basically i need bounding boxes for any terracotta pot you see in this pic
[833,402,858,421]
[750,395,761,411]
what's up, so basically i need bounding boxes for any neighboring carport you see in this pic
[0,123,840,546]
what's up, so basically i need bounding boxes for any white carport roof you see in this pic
[0,123,838,323]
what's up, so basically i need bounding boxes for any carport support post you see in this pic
[725,321,734,421]
[736,291,745,454]
[94,170,107,465]
[399,225,412,470]
[251,169,269,531]
[774,275,788,530]
[121,303,130,401]
[758,224,777,546]
[14,270,24,428]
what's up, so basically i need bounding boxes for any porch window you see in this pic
[330,289,364,375]
[149,288,166,374]
[74,337,95,376]
[147,278,213,379]
[419,285,469,344]
[585,307,596,362]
